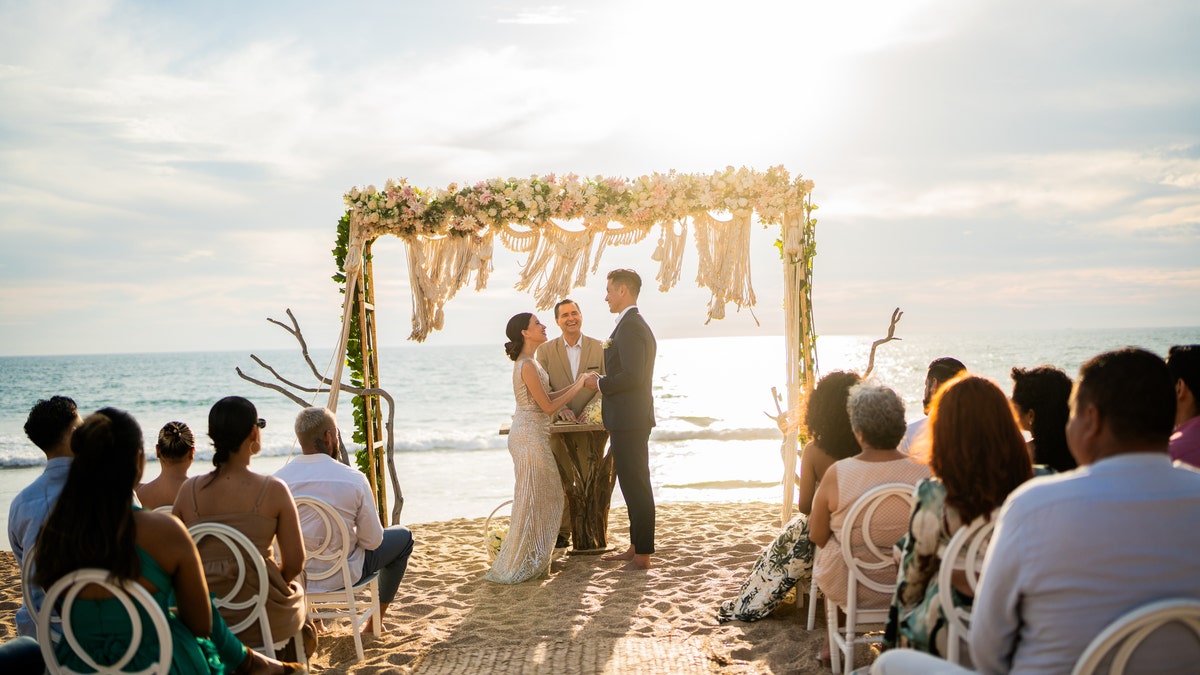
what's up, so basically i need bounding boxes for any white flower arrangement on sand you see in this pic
[581,396,603,425]
[486,524,508,561]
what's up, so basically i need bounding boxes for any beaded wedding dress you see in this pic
[485,358,564,584]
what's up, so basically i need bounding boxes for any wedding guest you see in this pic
[275,407,414,629]
[1168,344,1200,467]
[8,394,80,637]
[871,347,1200,675]
[898,358,966,453]
[33,407,301,674]
[173,397,309,659]
[810,384,930,665]
[1010,365,1076,472]
[136,421,196,510]
[884,375,1033,659]
[535,298,606,549]
[717,371,861,623]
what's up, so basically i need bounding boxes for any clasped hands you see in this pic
[579,370,601,391]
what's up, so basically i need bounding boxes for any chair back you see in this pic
[187,522,275,647]
[1072,598,1200,675]
[39,568,172,675]
[293,497,357,592]
[937,512,996,665]
[838,482,917,603]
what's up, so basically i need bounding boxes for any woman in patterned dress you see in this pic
[486,313,589,584]
[883,375,1034,659]
[717,371,862,623]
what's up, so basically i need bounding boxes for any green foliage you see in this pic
[332,211,373,476]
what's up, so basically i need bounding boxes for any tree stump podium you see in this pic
[549,423,614,553]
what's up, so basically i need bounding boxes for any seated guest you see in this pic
[1010,365,1076,472]
[1168,344,1200,467]
[884,375,1033,658]
[717,371,861,622]
[33,407,301,674]
[173,397,309,658]
[136,420,196,510]
[275,407,414,630]
[872,347,1200,675]
[0,636,42,675]
[899,358,966,453]
[810,384,931,664]
[8,395,80,637]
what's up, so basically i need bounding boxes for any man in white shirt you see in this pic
[275,407,414,627]
[872,347,1200,674]
[898,357,965,453]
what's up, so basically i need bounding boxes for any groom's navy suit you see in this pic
[599,306,657,554]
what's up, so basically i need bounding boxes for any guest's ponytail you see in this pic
[505,312,533,361]
[206,396,258,485]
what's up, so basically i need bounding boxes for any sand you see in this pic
[1,501,882,674]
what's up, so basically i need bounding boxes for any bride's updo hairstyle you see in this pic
[504,312,534,361]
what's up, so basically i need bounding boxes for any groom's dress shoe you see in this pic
[555,534,571,549]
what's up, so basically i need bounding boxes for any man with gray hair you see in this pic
[274,407,414,627]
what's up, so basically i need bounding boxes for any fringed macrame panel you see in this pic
[693,212,758,324]
[511,222,597,311]
[405,232,493,342]
[652,220,688,292]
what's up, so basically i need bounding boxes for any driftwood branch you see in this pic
[238,309,405,523]
[863,307,903,379]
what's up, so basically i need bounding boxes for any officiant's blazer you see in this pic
[598,308,657,431]
[536,335,605,416]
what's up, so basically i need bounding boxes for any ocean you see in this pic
[2,327,1197,549]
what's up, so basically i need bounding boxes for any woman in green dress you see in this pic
[883,375,1034,659]
[33,407,303,675]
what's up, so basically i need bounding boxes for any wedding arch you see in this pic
[330,166,818,525]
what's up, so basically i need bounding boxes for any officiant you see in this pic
[536,298,608,550]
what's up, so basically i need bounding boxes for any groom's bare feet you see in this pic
[621,554,652,571]
[600,546,635,562]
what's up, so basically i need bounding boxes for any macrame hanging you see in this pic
[693,212,758,324]
[652,219,688,292]
[512,222,597,310]
[405,232,493,341]
[590,223,651,273]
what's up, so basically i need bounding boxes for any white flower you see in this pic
[602,339,612,350]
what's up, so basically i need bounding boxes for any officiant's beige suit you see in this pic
[536,334,606,543]
[536,335,605,416]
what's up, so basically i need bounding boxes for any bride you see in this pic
[486,312,590,584]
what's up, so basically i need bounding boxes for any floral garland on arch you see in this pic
[342,165,814,342]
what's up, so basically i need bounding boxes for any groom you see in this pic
[584,268,657,570]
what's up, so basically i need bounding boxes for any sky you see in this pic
[1,0,1197,357]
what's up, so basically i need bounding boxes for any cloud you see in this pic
[496,6,578,25]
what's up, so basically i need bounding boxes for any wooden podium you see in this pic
[549,422,615,553]
[499,421,616,553]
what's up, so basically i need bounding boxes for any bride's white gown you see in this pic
[485,358,564,584]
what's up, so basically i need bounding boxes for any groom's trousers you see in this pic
[610,428,655,554]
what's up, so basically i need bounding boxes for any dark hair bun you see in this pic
[504,340,521,361]
[504,313,533,362]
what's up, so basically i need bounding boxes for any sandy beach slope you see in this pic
[2,502,880,674]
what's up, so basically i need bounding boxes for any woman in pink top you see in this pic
[810,383,930,665]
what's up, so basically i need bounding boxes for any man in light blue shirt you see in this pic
[873,348,1200,674]
[8,395,80,638]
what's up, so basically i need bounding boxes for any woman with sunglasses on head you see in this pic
[174,396,311,660]
[33,407,302,674]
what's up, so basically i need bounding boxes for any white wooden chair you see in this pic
[38,568,172,675]
[187,522,307,668]
[936,514,996,666]
[806,575,821,630]
[1072,598,1200,675]
[294,496,380,664]
[826,483,917,674]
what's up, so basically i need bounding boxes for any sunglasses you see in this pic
[256,418,267,429]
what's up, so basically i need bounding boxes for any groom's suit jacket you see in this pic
[535,335,605,417]
[599,308,657,431]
